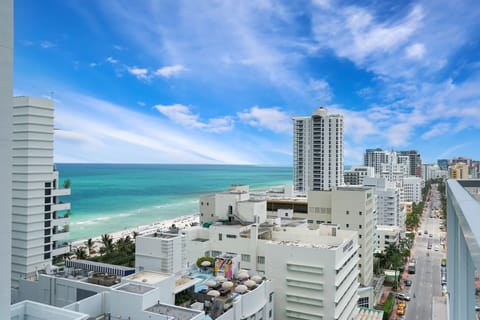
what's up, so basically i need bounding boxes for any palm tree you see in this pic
[75,246,87,260]
[132,231,139,239]
[101,234,114,254]
[86,238,94,255]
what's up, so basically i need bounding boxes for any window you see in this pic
[269,310,272,318]
[359,225,362,229]
[257,256,266,264]
[211,250,222,257]
[346,224,349,228]
[204,251,210,257]
[226,234,237,239]
[218,233,223,241]
[269,292,274,302]
[241,254,251,262]
[359,234,362,239]
[346,210,349,214]
[359,211,362,215]
[358,297,369,308]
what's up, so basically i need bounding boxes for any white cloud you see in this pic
[154,65,186,78]
[40,41,56,49]
[237,106,291,133]
[421,122,450,140]
[155,104,234,133]
[113,45,125,51]
[406,43,426,59]
[89,62,98,67]
[55,129,103,148]
[137,101,146,106]
[127,67,149,80]
[307,79,333,102]
[51,91,254,164]
[106,56,118,64]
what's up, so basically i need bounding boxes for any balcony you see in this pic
[52,242,69,257]
[52,188,71,197]
[52,226,69,241]
[52,202,70,212]
[51,216,70,227]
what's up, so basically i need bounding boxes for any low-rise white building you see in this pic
[375,226,402,253]
[344,166,375,186]
[135,232,186,274]
[185,221,360,320]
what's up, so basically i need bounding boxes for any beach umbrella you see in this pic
[201,261,211,267]
[207,290,220,297]
[215,275,226,282]
[205,280,217,287]
[237,272,249,280]
[244,280,256,288]
[222,281,234,290]
[251,275,262,283]
[235,285,248,293]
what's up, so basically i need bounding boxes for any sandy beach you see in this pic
[72,214,200,250]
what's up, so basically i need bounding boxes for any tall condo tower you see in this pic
[293,107,344,193]
[11,97,71,295]
[0,0,13,314]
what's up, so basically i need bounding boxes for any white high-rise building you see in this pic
[401,177,423,204]
[0,0,13,315]
[12,97,71,294]
[293,107,344,193]
[379,151,409,183]
[363,177,404,228]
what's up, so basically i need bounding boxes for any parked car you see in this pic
[404,279,412,286]
[434,245,439,251]
[396,293,411,301]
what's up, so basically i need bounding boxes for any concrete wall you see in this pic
[0,0,13,314]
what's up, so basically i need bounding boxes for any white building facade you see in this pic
[12,97,71,295]
[401,177,423,204]
[363,177,404,228]
[293,107,344,193]
[344,166,375,186]
[307,187,375,287]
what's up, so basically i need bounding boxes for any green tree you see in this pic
[75,246,87,260]
[63,178,71,189]
[86,238,94,254]
[101,234,114,254]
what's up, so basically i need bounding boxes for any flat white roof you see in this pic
[124,271,172,285]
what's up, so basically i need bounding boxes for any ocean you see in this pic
[56,164,292,241]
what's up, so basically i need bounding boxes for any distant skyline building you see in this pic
[397,150,422,177]
[437,159,449,171]
[344,166,375,186]
[0,0,13,315]
[449,162,469,179]
[293,107,344,193]
[11,97,71,296]
[363,148,390,175]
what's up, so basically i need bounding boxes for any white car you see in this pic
[434,245,439,251]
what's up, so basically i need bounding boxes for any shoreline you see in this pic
[71,213,200,249]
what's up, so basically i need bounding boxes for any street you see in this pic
[403,184,446,320]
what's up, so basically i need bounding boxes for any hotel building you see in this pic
[293,107,344,193]
[12,97,71,297]
[307,187,375,288]
[187,187,360,320]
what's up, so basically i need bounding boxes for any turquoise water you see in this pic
[55,164,292,241]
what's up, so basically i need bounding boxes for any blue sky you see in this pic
[14,0,480,165]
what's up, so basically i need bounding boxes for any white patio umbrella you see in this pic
[251,275,262,283]
[207,290,220,297]
[237,272,249,280]
[222,281,234,290]
[215,275,226,282]
[244,280,256,288]
[205,280,217,287]
[201,260,211,267]
[235,285,248,293]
